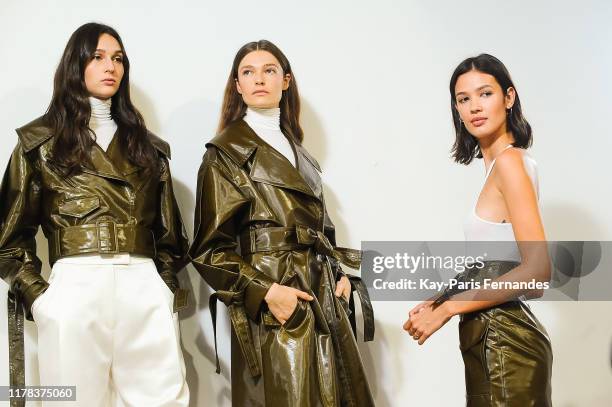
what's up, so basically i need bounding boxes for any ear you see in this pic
[505,86,516,109]
[235,78,243,95]
[282,73,291,91]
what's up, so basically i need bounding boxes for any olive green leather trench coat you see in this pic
[0,117,189,403]
[189,120,375,407]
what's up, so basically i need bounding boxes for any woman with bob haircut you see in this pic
[404,54,553,406]
[189,40,375,406]
[0,22,189,406]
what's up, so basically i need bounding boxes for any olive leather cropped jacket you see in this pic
[0,117,189,394]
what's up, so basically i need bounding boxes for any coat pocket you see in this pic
[58,196,100,218]
[459,318,491,385]
[282,300,309,331]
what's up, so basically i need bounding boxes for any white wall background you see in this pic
[1,0,611,406]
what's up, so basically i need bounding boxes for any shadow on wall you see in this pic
[301,98,393,406]
[542,203,607,241]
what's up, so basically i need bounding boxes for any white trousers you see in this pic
[31,254,189,407]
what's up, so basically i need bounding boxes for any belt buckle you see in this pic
[96,219,119,254]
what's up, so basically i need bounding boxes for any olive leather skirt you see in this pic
[453,261,553,406]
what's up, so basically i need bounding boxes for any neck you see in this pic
[478,125,515,167]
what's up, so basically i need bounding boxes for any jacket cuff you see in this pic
[21,280,49,321]
[244,272,276,321]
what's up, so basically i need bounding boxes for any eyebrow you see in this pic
[240,63,279,70]
[455,84,494,96]
[94,49,123,55]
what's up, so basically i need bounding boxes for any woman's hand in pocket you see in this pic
[334,275,351,302]
[264,283,314,325]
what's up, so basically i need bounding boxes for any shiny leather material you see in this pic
[190,119,375,406]
[0,117,190,401]
[447,261,553,406]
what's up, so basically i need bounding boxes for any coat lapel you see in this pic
[239,120,321,200]
[208,120,323,201]
[82,132,127,183]
[294,143,323,198]
[105,134,142,176]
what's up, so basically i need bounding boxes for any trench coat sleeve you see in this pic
[189,148,276,321]
[0,142,47,320]
[152,155,190,293]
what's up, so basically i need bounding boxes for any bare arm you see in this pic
[405,149,550,344]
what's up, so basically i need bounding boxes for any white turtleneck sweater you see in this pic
[89,96,117,151]
[243,107,295,167]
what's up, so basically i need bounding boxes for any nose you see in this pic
[469,99,482,114]
[254,71,264,85]
[104,57,115,73]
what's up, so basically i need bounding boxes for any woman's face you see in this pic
[84,33,124,100]
[454,69,515,141]
[236,50,290,109]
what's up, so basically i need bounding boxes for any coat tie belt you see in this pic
[210,225,375,379]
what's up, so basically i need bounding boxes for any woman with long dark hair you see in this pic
[404,54,553,405]
[0,23,189,406]
[189,40,375,406]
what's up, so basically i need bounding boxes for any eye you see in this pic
[265,67,277,74]
[241,69,253,76]
[93,54,103,61]
[113,55,123,63]
[481,91,493,97]
[457,96,469,104]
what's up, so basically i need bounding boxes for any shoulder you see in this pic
[147,131,171,159]
[494,147,539,192]
[206,120,258,167]
[15,116,53,152]
[494,147,530,175]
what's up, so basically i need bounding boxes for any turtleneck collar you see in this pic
[89,96,113,123]
[244,107,281,131]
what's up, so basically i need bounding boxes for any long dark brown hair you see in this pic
[217,40,304,144]
[449,53,532,165]
[44,22,157,173]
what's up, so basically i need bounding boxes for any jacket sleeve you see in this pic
[0,142,47,320]
[152,155,190,293]
[189,147,276,321]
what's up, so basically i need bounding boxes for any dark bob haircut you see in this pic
[449,53,532,165]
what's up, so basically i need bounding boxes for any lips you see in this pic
[471,117,487,127]
[102,79,116,85]
[252,90,268,95]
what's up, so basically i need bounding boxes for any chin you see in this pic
[468,126,493,140]
[93,91,117,100]
[249,101,276,109]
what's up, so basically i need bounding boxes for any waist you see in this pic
[55,253,153,265]
[240,225,311,254]
[460,260,521,283]
[49,220,156,264]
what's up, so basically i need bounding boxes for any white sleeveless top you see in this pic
[463,145,539,261]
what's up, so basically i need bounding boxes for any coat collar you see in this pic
[16,116,170,184]
[207,119,323,200]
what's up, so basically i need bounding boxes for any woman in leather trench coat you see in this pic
[189,40,375,407]
[404,54,553,406]
[0,23,189,406]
